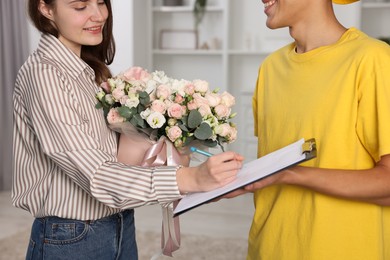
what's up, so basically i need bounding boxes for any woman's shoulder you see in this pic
[18,50,67,83]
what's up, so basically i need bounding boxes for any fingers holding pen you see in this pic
[198,151,244,189]
[176,150,244,194]
[207,151,244,171]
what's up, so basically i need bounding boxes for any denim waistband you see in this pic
[35,209,134,224]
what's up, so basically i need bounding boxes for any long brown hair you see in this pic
[28,0,115,84]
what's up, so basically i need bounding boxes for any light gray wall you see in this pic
[334,1,362,29]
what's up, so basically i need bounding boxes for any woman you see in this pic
[13,0,243,259]
[235,0,390,259]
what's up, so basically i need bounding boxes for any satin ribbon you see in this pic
[142,136,183,258]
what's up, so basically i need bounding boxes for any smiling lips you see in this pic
[264,0,276,8]
[84,26,102,33]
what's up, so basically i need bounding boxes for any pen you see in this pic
[190,147,213,157]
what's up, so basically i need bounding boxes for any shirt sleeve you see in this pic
[28,65,181,209]
[356,45,390,162]
[252,68,262,138]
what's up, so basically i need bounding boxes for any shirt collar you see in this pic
[38,33,95,79]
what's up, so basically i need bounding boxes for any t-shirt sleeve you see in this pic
[356,46,390,162]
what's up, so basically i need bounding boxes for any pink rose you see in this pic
[198,104,212,117]
[119,95,129,105]
[156,84,171,100]
[184,83,195,95]
[193,93,208,107]
[168,103,184,119]
[187,100,198,111]
[193,79,209,93]
[151,100,167,114]
[214,104,231,119]
[166,126,182,142]
[220,91,235,108]
[205,92,221,107]
[100,82,111,93]
[107,108,126,125]
[174,94,185,104]
[112,88,126,101]
[227,126,238,143]
[122,67,151,82]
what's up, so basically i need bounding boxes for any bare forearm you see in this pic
[285,164,390,206]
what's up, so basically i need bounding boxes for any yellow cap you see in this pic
[332,0,359,4]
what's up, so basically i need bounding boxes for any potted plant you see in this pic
[193,0,207,30]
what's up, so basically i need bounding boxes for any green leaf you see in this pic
[134,114,146,128]
[137,104,146,113]
[130,116,138,126]
[188,110,202,129]
[95,102,103,109]
[139,91,150,106]
[194,123,213,140]
[140,97,150,106]
[117,106,136,119]
[179,124,189,132]
[202,139,218,148]
[181,116,188,126]
[139,91,149,98]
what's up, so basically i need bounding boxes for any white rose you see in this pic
[105,94,114,105]
[220,91,236,108]
[125,94,140,108]
[214,123,231,137]
[152,71,170,84]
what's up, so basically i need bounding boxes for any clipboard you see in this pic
[173,138,317,217]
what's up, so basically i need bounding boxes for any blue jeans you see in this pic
[26,209,138,260]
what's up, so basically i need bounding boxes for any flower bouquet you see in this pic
[95,66,237,166]
[95,66,237,256]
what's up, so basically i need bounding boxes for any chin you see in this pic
[84,38,104,47]
[266,21,285,30]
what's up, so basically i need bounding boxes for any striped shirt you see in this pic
[12,34,181,220]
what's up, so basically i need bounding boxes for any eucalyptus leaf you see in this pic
[194,123,213,140]
[202,139,218,148]
[117,106,136,119]
[181,117,188,126]
[188,110,202,129]
[138,104,146,113]
[95,102,103,109]
[134,114,146,128]
[139,91,150,106]
[140,97,150,106]
[130,117,138,126]
[179,124,189,132]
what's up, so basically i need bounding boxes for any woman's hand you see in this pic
[176,151,244,194]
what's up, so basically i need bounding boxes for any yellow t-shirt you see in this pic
[249,28,390,260]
